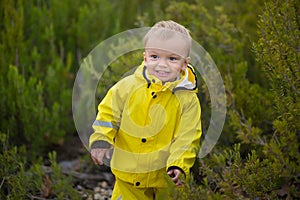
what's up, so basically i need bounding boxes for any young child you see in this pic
[90,20,202,200]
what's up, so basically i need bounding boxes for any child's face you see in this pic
[144,37,190,82]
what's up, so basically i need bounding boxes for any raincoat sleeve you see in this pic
[89,83,124,149]
[166,94,202,178]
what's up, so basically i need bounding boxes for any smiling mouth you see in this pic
[156,71,169,77]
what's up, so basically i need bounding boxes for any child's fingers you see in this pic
[91,156,98,165]
[105,149,111,159]
[168,169,179,181]
[91,153,101,165]
[167,170,174,177]
[176,181,183,187]
[172,174,179,182]
[167,169,184,187]
[91,149,105,165]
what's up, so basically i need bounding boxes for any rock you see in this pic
[59,159,81,171]
[94,193,102,200]
[94,186,101,193]
[86,194,93,200]
[99,180,108,188]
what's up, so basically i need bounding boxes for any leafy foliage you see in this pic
[0,0,299,199]
[0,133,80,199]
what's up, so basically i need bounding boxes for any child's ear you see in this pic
[143,52,146,62]
[185,57,191,65]
[182,57,191,70]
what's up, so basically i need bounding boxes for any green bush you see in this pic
[1,0,299,198]
[136,0,300,199]
[0,0,75,155]
[0,133,80,199]
[0,0,171,156]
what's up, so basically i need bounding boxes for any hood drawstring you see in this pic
[143,66,151,88]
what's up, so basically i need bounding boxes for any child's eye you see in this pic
[169,57,178,61]
[150,55,158,59]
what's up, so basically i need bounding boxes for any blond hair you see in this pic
[143,20,192,57]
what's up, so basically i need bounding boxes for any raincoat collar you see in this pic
[135,62,198,93]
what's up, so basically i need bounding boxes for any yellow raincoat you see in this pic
[89,62,202,188]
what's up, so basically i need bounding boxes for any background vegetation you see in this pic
[0,0,299,199]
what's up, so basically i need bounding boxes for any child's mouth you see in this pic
[156,70,169,77]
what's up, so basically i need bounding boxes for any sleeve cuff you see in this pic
[90,140,111,149]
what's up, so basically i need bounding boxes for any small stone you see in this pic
[99,181,108,188]
[76,184,83,191]
[108,189,113,196]
[86,194,93,200]
[94,186,101,193]
[94,193,102,200]
[101,190,110,196]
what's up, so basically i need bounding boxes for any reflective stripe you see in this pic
[93,120,119,130]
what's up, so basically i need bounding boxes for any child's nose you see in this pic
[158,58,168,67]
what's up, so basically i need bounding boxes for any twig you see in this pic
[61,169,113,182]
[26,194,49,200]
[42,165,113,182]
[0,177,5,190]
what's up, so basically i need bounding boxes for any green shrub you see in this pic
[0,0,171,156]
[0,65,67,153]
[1,0,299,198]
[0,133,80,199]
[136,0,300,199]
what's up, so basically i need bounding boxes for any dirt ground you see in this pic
[53,134,115,200]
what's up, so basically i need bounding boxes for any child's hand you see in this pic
[90,148,111,165]
[167,169,184,187]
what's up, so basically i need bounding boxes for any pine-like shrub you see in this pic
[0,133,80,199]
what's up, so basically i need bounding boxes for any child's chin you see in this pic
[156,75,172,82]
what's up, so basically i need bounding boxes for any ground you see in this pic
[53,134,115,200]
